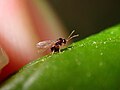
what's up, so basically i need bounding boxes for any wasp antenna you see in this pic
[67,30,75,40]
[67,34,79,41]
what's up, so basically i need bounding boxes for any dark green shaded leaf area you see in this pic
[1,24,120,90]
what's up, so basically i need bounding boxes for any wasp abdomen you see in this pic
[51,45,60,52]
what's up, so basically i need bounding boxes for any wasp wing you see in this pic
[36,40,55,49]
[36,40,55,53]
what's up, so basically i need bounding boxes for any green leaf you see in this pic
[1,24,120,90]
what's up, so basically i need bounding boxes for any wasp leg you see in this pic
[51,51,55,54]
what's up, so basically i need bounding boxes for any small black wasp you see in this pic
[36,30,79,53]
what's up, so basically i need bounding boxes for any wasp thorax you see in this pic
[56,38,66,46]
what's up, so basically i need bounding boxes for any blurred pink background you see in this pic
[0,0,66,82]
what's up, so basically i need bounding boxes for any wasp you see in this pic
[36,30,79,53]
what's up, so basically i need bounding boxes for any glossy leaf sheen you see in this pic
[1,24,120,90]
